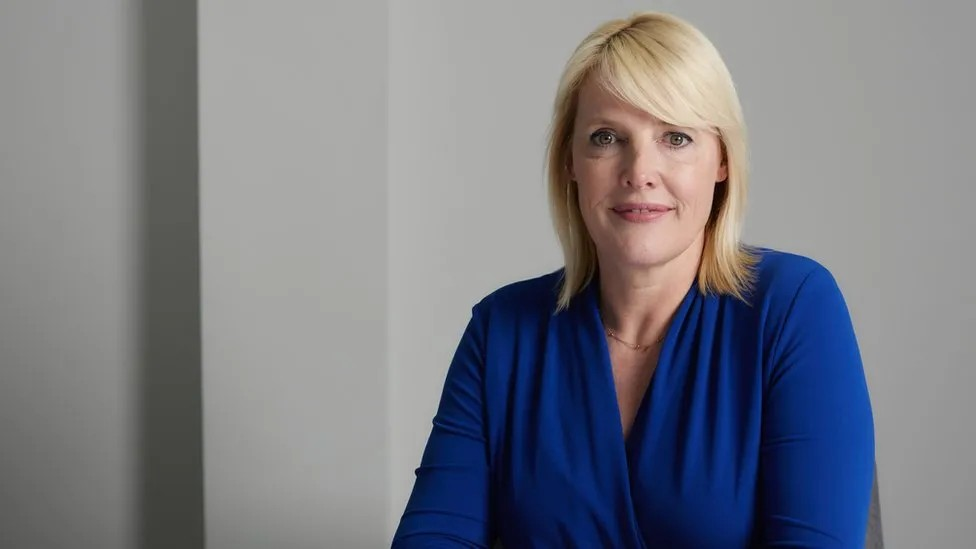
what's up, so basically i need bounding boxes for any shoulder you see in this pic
[747,247,857,360]
[460,269,563,355]
[473,268,563,319]
[748,246,842,308]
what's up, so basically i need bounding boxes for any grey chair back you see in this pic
[865,465,885,548]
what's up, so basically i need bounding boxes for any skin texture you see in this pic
[568,77,728,436]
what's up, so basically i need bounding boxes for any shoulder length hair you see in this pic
[547,11,758,312]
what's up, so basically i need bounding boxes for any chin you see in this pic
[612,249,675,270]
[593,232,694,271]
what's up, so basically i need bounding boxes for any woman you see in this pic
[393,11,875,548]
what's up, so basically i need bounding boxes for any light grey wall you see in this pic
[0,1,203,548]
[867,4,976,547]
[387,1,975,546]
[387,1,567,535]
[0,3,137,547]
[199,1,388,548]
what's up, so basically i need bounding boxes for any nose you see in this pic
[621,144,664,189]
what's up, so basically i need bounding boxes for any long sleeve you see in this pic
[757,266,876,547]
[392,304,493,548]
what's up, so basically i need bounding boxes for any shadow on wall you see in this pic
[135,0,204,548]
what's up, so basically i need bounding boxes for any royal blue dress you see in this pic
[392,249,875,548]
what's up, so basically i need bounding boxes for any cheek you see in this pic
[575,169,615,209]
[576,184,606,219]
[672,176,717,219]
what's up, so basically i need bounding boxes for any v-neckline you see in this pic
[577,273,698,457]
[566,272,700,548]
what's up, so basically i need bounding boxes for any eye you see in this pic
[664,132,693,149]
[589,130,619,148]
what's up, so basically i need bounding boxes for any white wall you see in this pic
[199,2,389,548]
[0,1,203,548]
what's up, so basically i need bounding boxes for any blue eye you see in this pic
[664,132,693,149]
[590,130,619,147]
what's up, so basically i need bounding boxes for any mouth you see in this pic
[610,203,673,223]
[611,202,673,213]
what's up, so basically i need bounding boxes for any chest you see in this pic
[608,347,658,440]
[489,328,765,548]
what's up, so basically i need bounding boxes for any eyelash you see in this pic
[589,129,694,151]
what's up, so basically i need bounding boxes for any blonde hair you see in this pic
[547,11,758,311]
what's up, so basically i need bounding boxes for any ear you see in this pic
[716,161,728,184]
[716,141,729,183]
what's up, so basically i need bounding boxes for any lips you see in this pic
[611,203,673,213]
[610,202,673,223]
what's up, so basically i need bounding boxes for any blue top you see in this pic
[393,249,875,548]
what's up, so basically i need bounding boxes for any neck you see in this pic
[597,234,702,345]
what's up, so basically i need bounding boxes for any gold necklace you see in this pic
[604,325,666,352]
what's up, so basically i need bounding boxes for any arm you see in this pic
[392,304,493,548]
[758,266,876,547]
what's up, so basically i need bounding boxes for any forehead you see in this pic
[574,77,665,127]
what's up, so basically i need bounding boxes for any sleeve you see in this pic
[757,266,876,548]
[391,303,494,548]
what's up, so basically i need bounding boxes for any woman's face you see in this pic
[569,78,728,272]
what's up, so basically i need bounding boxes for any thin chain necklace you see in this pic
[603,325,666,352]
